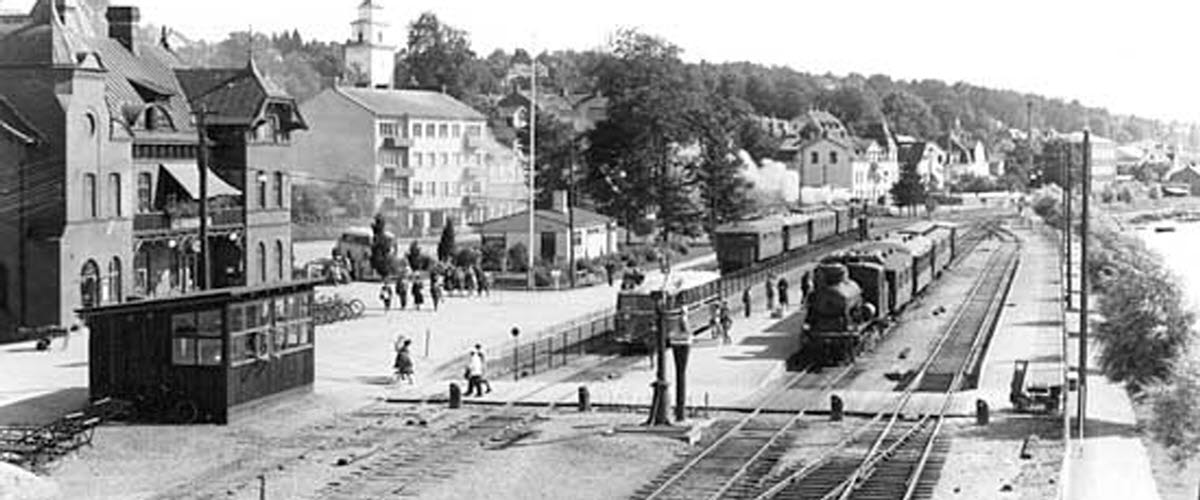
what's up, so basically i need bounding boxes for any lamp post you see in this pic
[646,246,672,427]
[1079,129,1091,442]
[511,326,520,381]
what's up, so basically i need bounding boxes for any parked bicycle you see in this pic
[312,294,366,325]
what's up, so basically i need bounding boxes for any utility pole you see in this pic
[526,60,537,290]
[195,104,213,290]
[1079,129,1091,441]
[1065,142,1073,310]
[567,142,577,289]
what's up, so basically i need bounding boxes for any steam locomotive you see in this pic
[802,221,959,364]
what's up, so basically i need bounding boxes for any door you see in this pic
[540,232,556,262]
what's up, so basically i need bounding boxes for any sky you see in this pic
[7,0,1199,123]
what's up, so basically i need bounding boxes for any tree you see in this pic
[891,159,927,214]
[369,214,396,279]
[692,95,757,232]
[583,29,704,242]
[437,218,457,262]
[516,109,581,208]
[882,90,941,139]
[395,12,475,97]
[291,184,335,224]
[406,240,425,270]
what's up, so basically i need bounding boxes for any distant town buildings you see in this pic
[0,0,304,334]
[778,111,901,203]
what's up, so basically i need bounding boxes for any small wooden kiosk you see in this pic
[80,280,319,424]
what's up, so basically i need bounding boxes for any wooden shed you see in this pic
[79,280,319,424]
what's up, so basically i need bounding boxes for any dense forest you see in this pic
[150,18,1191,157]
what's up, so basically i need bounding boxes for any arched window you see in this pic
[275,240,285,281]
[810,151,818,164]
[108,173,122,216]
[257,242,267,283]
[257,171,268,209]
[80,260,100,308]
[137,172,152,212]
[134,248,150,296]
[108,257,122,303]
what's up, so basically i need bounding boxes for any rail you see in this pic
[754,224,1020,500]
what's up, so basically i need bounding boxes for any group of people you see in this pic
[392,337,491,397]
[741,273,807,318]
[378,266,494,314]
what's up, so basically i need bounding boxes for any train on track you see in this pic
[614,205,866,348]
[803,220,959,364]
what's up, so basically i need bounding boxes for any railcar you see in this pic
[780,213,814,252]
[713,218,785,273]
[896,221,955,275]
[803,221,958,365]
[615,270,722,347]
[832,205,853,235]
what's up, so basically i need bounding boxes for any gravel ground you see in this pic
[932,417,1063,500]
[415,411,688,500]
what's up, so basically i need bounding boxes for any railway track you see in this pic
[754,224,1020,500]
[631,219,1017,500]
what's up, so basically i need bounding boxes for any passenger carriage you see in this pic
[712,218,785,273]
[615,270,723,347]
[779,213,814,252]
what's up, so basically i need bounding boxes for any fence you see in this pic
[483,307,616,382]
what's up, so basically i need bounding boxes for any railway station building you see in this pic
[0,0,305,338]
[475,191,618,265]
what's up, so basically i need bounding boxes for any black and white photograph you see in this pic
[0,0,1196,498]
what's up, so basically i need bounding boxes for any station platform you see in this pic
[383,300,804,411]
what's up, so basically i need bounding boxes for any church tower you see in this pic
[344,0,395,89]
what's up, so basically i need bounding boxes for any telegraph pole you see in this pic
[1078,129,1091,441]
[1065,142,1072,310]
[527,61,537,290]
[195,104,213,290]
[567,142,577,288]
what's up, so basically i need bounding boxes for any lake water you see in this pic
[1137,222,1200,310]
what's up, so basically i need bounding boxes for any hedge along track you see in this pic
[753,224,1021,500]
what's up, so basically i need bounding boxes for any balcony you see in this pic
[462,165,485,177]
[463,134,483,149]
[380,167,414,180]
[133,207,244,233]
[381,136,413,149]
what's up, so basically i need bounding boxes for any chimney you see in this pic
[552,190,569,213]
[106,6,139,53]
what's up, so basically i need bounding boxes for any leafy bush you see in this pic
[454,247,481,268]
[507,243,530,273]
[406,241,427,271]
[481,244,505,271]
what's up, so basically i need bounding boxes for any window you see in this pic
[440,153,448,166]
[379,121,398,137]
[438,124,448,138]
[396,178,409,198]
[412,182,423,196]
[452,124,461,138]
[274,172,285,207]
[466,125,481,137]
[275,240,285,281]
[137,173,152,212]
[412,122,423,138]
[257,171,267,209]
[107,257,122,303]
[413,152,423,167]
[830,151,838,164]
[171,309,223,366]
[441,182,450,196]
[85,113,97,137]
[381,150,400,166]
[474,153,482,165]
[83,173,97,218]
[810,152,818,164]
[426,153,435,167]
[80,260,100,308]
[258,242,267,283]
[134,250,149,297]
[424,123,435,137]
[108,173,121,216]
[427,181,436,196]
[272,116,289,143]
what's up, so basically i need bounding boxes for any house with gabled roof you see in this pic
[476,191,617,265]
[0,0,306,335]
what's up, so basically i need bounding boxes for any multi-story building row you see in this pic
[294,86,526,234]
[291,0,526,235]
[0,0,304,335]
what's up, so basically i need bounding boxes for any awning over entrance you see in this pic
[159,163,241,199]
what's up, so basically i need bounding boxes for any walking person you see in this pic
[719,301,733,345]
[604,261,616,287]
[430,276,443,311]
[709,301,723,341]
[470,344,492,394]
[481,269,493,296]
[393,336,415,384]
[742,287,752,318]
[397,278,409,310]
[412,279,425,311]
[777,276,790,310]
[465,347,486,397]
[379,283,394,315]
[464,267,477,297]
[765,274,776,312]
